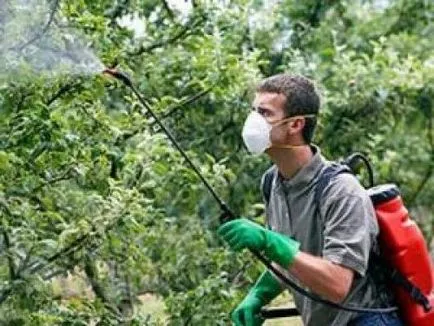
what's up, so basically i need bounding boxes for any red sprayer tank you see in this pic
[368,184,434,326]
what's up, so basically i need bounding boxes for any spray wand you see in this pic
[103,68,397,319]
[103,68,234,221]
[102,68,302,318]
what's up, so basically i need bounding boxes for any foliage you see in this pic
[0,0,432,324]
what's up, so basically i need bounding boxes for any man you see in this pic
[218,74,403,325]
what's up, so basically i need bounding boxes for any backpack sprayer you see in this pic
[103,68,434,324]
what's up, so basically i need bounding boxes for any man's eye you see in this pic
[257,108,264,114]
[259,109,271,117]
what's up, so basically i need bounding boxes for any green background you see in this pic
[0,0,432,324]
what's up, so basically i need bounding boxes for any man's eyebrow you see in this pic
[253,106,273,112]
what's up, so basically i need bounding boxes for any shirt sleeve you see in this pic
[320,174,378,277]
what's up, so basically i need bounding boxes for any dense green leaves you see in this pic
[0,0,433,324]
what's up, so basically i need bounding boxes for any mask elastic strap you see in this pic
[267,114,316,150]
[268,144,309,150]
[270,114,316,127]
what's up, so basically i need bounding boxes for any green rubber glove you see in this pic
[231,270,283,326]
[218,218,300,268]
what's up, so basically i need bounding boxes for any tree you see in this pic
[0,0,432,324]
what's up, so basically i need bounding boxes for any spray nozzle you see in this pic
[103,68,133,87]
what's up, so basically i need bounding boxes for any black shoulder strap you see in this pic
[261,166,276,205]
[371,252,432,312]
[314,163,353,207]
[262,163,353,206]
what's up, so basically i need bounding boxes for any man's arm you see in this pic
[285,252,354,303]
[218,176,376,304]
[218,217,357,303]
[280,174,377,303]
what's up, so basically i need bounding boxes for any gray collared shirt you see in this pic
[263,146,393,326]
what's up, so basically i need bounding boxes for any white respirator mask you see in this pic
[241,111,315,155]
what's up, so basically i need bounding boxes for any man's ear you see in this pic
[287,117,306,135]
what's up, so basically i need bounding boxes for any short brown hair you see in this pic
[256,74,320,143]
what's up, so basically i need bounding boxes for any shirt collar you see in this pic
[276,145,327,191]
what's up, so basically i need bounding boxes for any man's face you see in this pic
[252,92,286,124]
[252,92,291,147]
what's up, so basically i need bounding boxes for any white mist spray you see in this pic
[0,0,104,80]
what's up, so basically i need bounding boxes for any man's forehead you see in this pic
[253,92,286,109]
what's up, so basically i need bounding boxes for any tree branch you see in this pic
[46,82,80,106]
[408,167,433,207]
[1,227,16,280]
[0,287,12,305]
[4,164,77,199]
[79,105,112,132]
[230,261,252,287]
[383,1,427,38]
[27,142,49,165]
[42,268,66,281]
[15,89,34,113]
[84,255,110,304]
[15,244,37,277]
[30,165,76,193]
[190,120,236,149]
[106,0,131,23]
[116,86,212,147]
[151,87,212,127]
[130,16,205,56]
[407,102,434,207]
[11,0,61,52]
[161,0,175,21]
[309,0,324,27]
[0,211,127,305]
[84,254,124,320]
[27,233,89,274]
[0,202,22,304]
[117,273,134,317]
[30,207,128,276]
